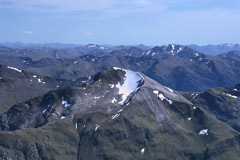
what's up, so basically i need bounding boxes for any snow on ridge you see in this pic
[112,113,120,119]
[170,44,175,55]
[113,67,144,105]
[7,66,22,72]
[165,87,174,93]
[141,148,145,155]
[192,94,198,99]
[153,90,173,104]
[223,92,238,99]
[177,47,183,53]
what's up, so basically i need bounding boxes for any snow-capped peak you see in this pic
[113,67,145,104]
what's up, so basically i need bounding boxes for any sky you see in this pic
[0,0,240,45]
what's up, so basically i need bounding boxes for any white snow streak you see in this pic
[7,66,22,72]
[112,113,120,119]
[95,124,100,131]
[223,92,237,99]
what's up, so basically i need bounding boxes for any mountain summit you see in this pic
[0,68,239,159]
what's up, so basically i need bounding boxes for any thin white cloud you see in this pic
[133,0,153,6]
[0,0,118,12]
[0,0,168,13]
[83,32,94,36]
[22,31,33,35]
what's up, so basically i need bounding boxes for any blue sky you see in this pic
[0,0,240,45]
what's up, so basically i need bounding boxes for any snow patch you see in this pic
[62,97,71,107]
[153,90,159,95]
[60,116,65,119]
[153,90,173,104]
[234,89,238,91]
[113,67,144,104]
[141,148,145,155]
[95,124,100,131]
[158,93,173,104]
[74,61,78,64]
[38,79,42,83]
[112,113,120,119]
[109,84,115,88]
[112,98,117,103]
[199,129,208,135]
[188,117,191,121]
[100,46,105,50]
[25,104,30,108]
[118,109,123,113]
[94,96,101,100]
[7,66,22,72]
[43,109,47,113]
[146,51,151,55]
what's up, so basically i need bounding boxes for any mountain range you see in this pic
[0,43,240,159]
[1,44,240,92]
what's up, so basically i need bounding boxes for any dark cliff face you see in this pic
[0,68,239,159]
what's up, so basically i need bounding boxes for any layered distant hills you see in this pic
[1,43,240,92]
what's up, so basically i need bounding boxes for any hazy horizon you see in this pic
[0,41,239,47]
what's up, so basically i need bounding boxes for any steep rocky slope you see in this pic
[183,84,240,132]
[0,65,83,114]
